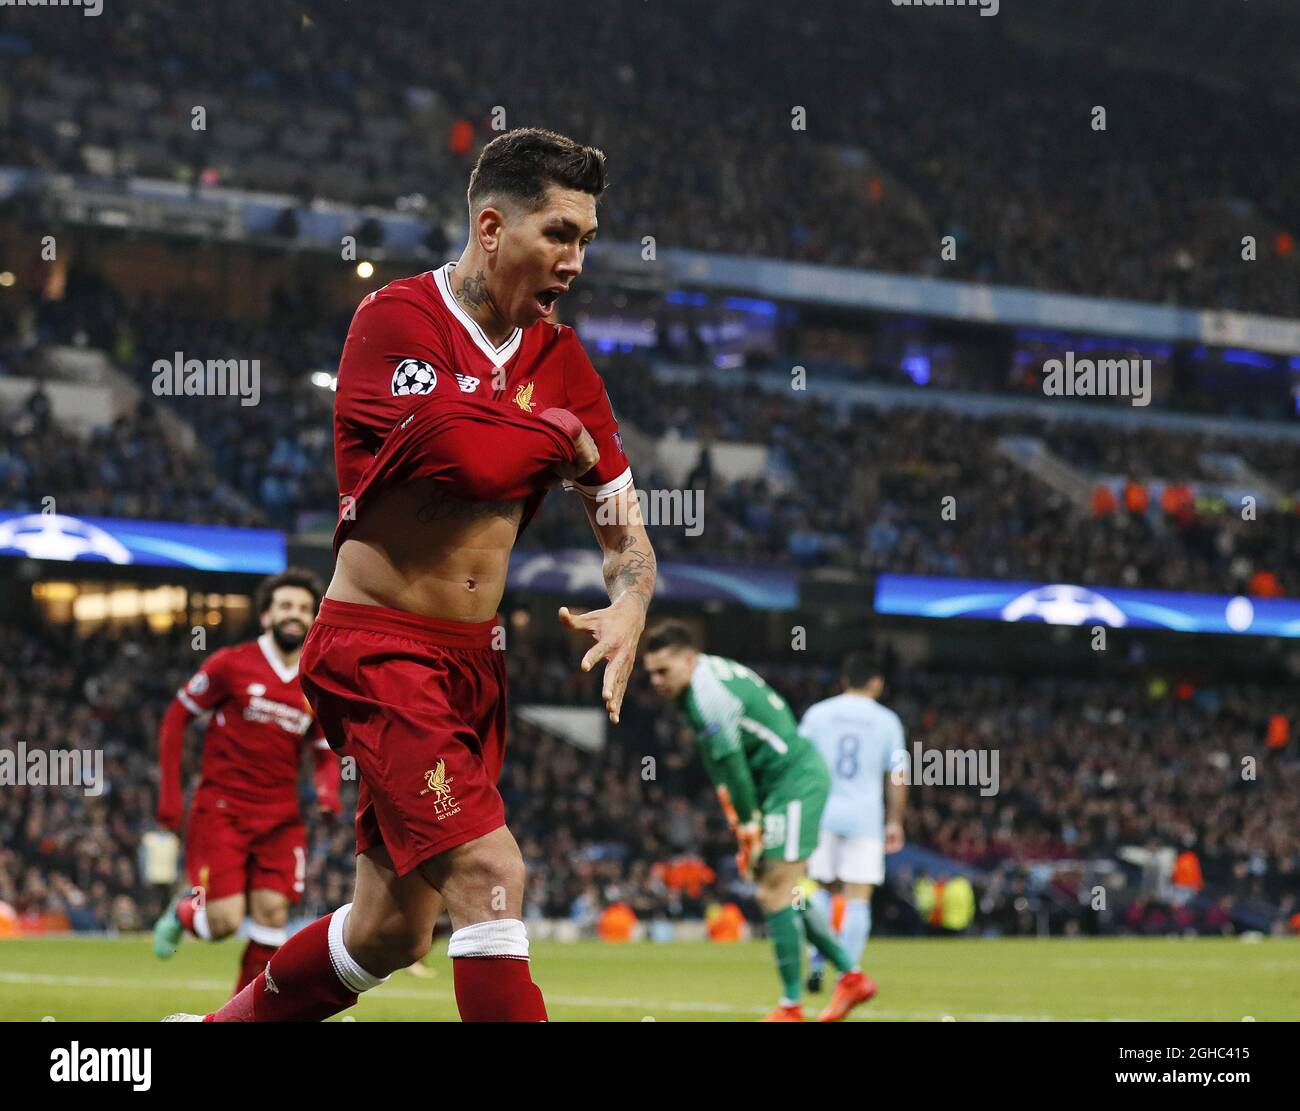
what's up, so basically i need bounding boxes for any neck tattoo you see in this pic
[454,269,491,311]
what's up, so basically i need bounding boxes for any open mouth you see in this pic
[535,287,566,315]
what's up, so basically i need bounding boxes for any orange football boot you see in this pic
[817,971,877,1022]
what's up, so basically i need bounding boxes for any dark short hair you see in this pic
[842,650,881,688]
[642,620,697,655]
[255,568,324,616]
[467,127,607,215]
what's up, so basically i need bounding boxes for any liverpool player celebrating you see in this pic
[181,129,656,1023]
[153,570,341,995]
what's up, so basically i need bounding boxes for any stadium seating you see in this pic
[2,618,1295,936]
[3,0,1300,312]
[8,279,1300,596]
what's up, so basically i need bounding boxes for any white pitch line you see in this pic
[0,970,1129,1021]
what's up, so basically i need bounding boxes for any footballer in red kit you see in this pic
[180,128,658,1024]
[331,258,633,553]
[313,260,633,879]
[153,570,340,995]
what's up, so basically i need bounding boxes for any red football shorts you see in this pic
[299,598,509,877]
[186,791,307,903]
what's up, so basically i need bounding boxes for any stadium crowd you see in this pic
[2,0,1299,313]
[0,389,256,527]
[2,617,1296,938]
[0,617,733,934]
[7,279,1300,600]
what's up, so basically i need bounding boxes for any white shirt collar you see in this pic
[434,262,523,368]
[257,632,299,684]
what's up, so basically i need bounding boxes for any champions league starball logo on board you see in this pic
[874,573,1300,638]
[1000,584,1128,627]
[0,513,132,563]
[0,511,286,572]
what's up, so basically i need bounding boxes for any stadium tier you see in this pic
[2,0,1300,313]
[5,301,1300,596]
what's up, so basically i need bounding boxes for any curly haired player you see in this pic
[153,570,340,996]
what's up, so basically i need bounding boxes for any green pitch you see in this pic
[0,936,1295,1021]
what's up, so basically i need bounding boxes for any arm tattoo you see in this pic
[604,533,657,612]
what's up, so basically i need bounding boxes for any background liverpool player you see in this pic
[182,129,657,1022]
[153,570,341,995]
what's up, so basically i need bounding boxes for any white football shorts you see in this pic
[808,830,884,885]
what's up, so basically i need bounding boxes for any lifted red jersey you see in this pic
[176,634,330,810]
[332,262,632,549]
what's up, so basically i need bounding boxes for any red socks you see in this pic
[174,896,205,938]
[453,957,548,1021]
[447,919,547,1022]
[204,908,546,1022]
[207,911,364,1022]
[234,939,281,995]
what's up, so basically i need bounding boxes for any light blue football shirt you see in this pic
[799,693,906,838]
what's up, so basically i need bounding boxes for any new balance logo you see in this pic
[454,374,480,392]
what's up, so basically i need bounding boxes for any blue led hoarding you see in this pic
[875,574,1300,638]
[0,512,285,574]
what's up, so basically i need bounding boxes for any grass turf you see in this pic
[0,935,1295,1022]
